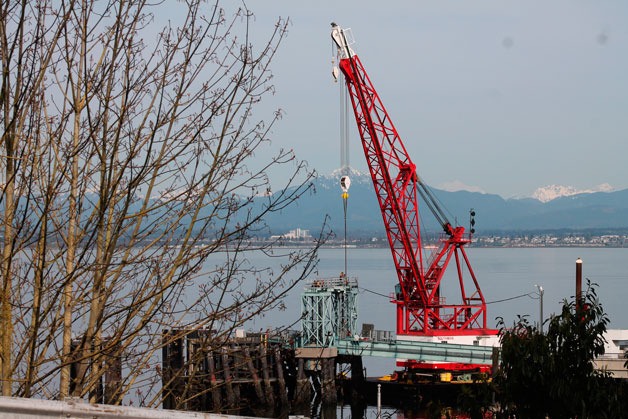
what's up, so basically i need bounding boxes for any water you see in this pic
[243,247,628,377]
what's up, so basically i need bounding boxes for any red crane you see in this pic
[331,23,497,344]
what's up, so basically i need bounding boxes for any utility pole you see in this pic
[576,258,583,312]
[535,284,544,333]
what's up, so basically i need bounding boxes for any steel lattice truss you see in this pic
[301,277,359,347]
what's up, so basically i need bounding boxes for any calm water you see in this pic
[242,247,628,376]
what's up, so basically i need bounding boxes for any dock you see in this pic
[159,276,628,416]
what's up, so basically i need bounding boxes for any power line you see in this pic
[487,292,537,305]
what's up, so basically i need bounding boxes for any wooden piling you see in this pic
[161,330,184,410]
[295,358,311,405]
[221,347,236,407]
[207,351,222,410]
[161,328,303,414]
[274,347,289,406]
[259,345,275,407]
[321,358,337,405]
[244,347,265,403]
[350,355,364,402]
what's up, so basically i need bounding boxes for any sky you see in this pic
[243,1,628,198]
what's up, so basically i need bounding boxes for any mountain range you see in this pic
[260,170,628,237]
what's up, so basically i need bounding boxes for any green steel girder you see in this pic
[336,338,496,365]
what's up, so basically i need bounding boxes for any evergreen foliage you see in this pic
[494,280,628,418]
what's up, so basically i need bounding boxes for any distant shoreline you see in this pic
[267,242,628,249]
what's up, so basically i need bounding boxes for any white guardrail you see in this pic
[0,396,265,419]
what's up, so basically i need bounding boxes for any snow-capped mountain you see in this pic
[319,166,371,190]
[326,166,366,180]
[532,184,614,203]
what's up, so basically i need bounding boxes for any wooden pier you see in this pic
[161,328,315,416]
[161,328,370,416]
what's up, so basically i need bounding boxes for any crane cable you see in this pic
[340,178,351,276]
[343,191,348,275]
[417,180,450,230]
[359,285,536,306]
[335,38,351,278]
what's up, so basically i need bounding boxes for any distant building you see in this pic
[270,228,312,240]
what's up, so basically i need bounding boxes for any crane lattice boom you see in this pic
[331,23,496,338]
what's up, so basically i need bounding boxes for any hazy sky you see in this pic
[246,1,628,198]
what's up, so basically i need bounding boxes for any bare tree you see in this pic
[0,0,324,405]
